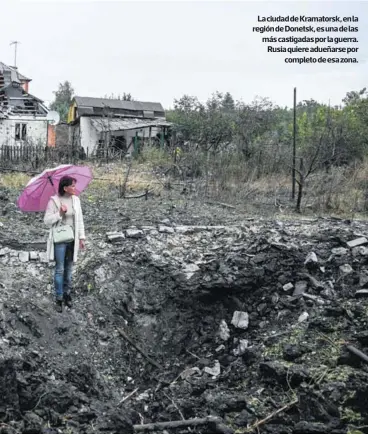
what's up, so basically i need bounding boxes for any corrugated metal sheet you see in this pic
[74,96,164,113]
[90,117,172,132]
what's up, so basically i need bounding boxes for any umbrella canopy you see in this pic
[17,164,93,212]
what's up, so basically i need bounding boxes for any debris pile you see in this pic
[1,188,368,433]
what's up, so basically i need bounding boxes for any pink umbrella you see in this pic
[17,164,93,212]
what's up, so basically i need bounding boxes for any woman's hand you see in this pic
[60,204,67,215]
[79,239,86,250]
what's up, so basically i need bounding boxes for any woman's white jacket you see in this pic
[44,194,85,263]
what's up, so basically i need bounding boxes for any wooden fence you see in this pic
[0,145,61,163]
[0,144,129,170]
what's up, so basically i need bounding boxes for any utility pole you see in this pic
[292,87,297,200]
[10,41,20,67]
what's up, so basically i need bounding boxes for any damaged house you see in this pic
[67,96,172,156]
[0,62,51,147]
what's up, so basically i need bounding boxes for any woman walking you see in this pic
[44,176,86,312]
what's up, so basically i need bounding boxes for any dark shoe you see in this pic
[64,293,72,308]
[55,299,63,313]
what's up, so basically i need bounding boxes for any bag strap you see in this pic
[51,196,63,227]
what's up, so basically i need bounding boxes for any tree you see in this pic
[103,93,134,101]
[50,81,74,122]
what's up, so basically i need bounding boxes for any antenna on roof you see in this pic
[10,41,20,67]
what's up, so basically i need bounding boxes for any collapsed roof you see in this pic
[0,84,48,117]
[0,63,46,117]
[0,62,31,87]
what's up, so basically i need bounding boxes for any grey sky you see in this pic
[2,0,367,109]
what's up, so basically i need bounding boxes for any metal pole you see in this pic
[292,87,296,200]
[10,41,20,67]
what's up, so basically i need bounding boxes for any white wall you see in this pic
[78,117,164,156]
[0,117,48,147]
[80,117,99,155]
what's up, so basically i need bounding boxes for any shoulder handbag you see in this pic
[51,197,75,244]
[53,221,75,244]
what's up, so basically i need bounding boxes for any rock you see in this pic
[218,320,230,341]
[204,360,221,378]
[29,251,39,261]
[331,247,348,256]
[347,237,368,248]
[180,367,201,380]
[359,270,368,287]
[18,252,29,263]
[39,252,48,263]
[355,289,368,297]
[339,264,353,275]
[233,339,248,356]
[234,409,249,427]
[158,225,175,234]
[231,311,249,329]
[106,232,125,243]
[293,281,308,296]
[298,311,309,323]
[125,229,143,238]
[305,252,318,265]
[283,282,294,291]
[182,263,200,280]
[283,343,306,361]
[260,361,310,386]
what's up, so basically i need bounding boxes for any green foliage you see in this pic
[50,81,74,122]
[167,89,368,173]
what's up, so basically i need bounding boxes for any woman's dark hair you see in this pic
[58,176,76,196]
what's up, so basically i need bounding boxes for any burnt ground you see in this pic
[1,181,368,434]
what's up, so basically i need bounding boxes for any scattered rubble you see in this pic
[1,185,368,433]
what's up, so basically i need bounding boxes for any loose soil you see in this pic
[1,174,368,434]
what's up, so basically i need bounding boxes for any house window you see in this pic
[15,123,27,140]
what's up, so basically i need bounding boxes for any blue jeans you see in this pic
[54,242,74,300]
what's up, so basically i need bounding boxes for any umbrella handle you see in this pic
[47,175,57,194]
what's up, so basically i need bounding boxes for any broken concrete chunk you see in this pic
[283,283,294,291]
[182,263,200,280]
[218,320,230,341]
[231,311,249,330]
[339,264,353,275]
[29,252,39,261]
[352,245,368,256]
[175,226,195,234]
[204,360,220,378]
[293,281,308,296]
[233,339,249,356]
[298,312,309,323]
[180,367,201,380]
[347,237,368,248]
[304,252,318,265]
[356,289,368,297]
[331,247,348,256]
[18,252,29,263]
[106,232,125,242]
[125,229,143,238]
[359,270,368,287]
[39,252,48,263]
[158,225,175,234]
